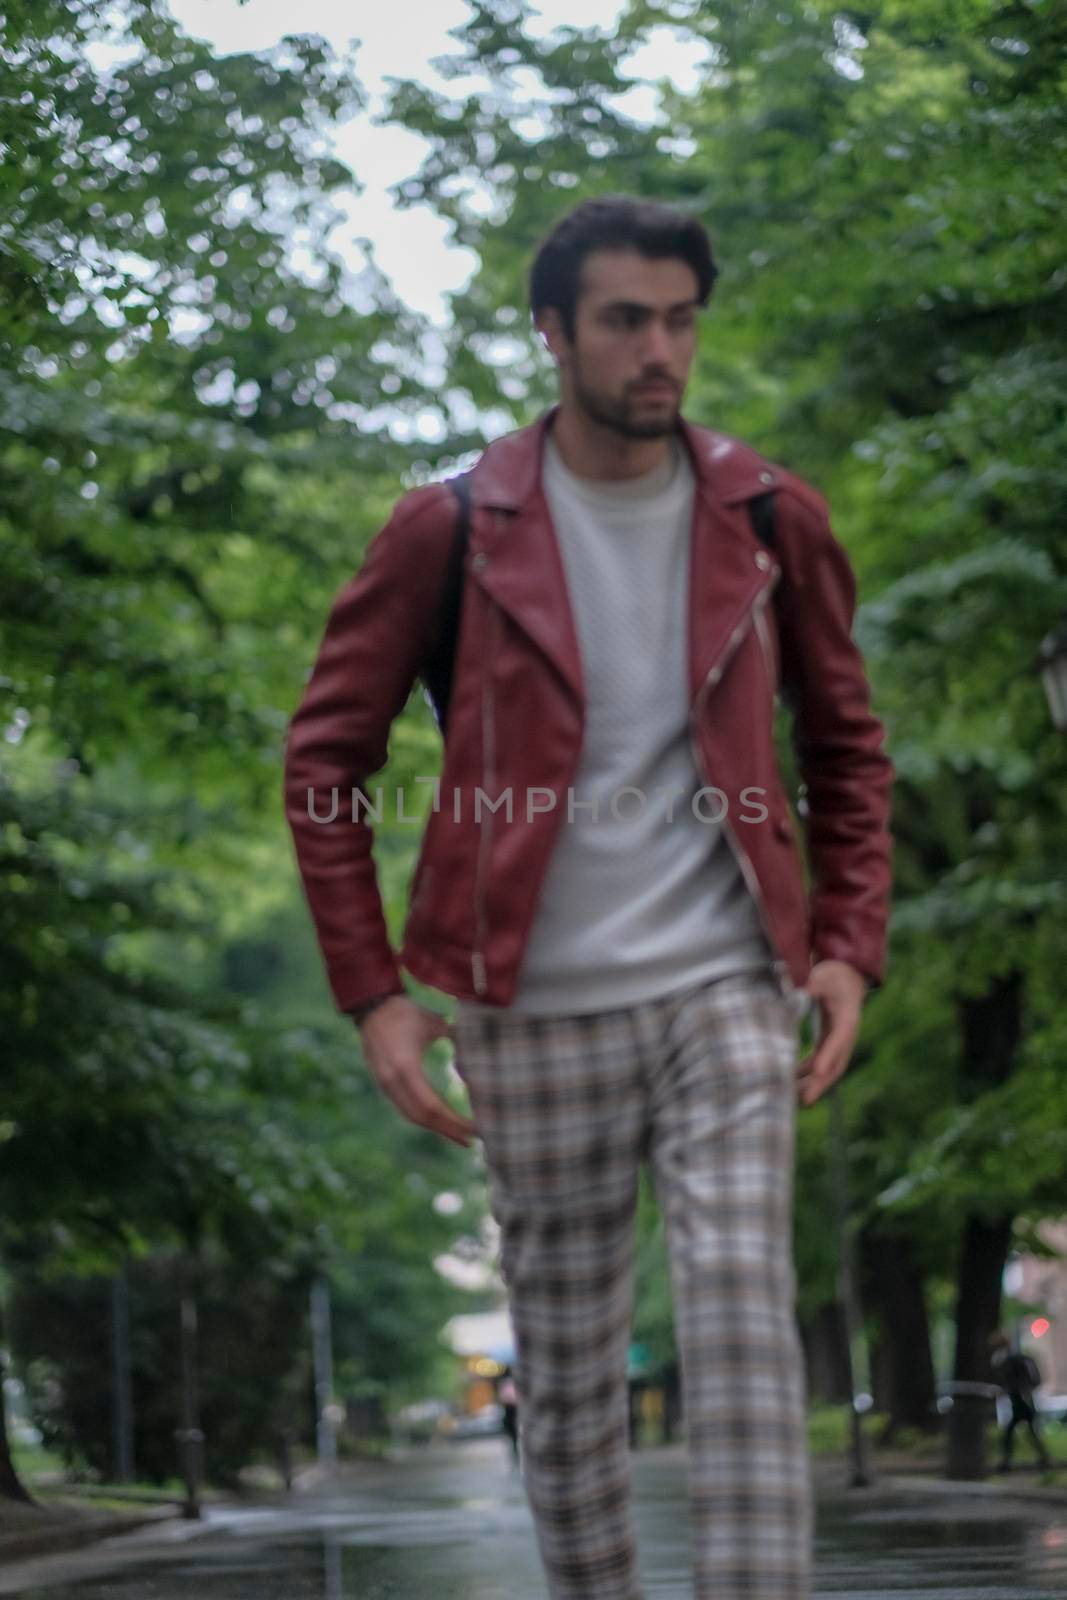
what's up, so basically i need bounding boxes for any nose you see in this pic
[639,320,675,371]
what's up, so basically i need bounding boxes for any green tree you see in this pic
[1,0,476,1495]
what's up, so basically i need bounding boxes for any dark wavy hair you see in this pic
[528,194,718,342]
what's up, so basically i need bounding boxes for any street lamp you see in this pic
[110,1272,134,1483]
[311,1277,337,1469]
[176,1277,204,1520]
[829,1086,872,1489]
[1038,623,1067,731]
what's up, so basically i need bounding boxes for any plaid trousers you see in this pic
[452,970,813,1600]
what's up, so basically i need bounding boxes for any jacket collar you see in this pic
[469,403,782,510]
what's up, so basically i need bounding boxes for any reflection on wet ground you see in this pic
[4,1443,1067,1599]
[816,1494,1067,1597]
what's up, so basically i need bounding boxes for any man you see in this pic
[989,1330,1053,1473]
[284,195,894,1599]
[499,1367,521,1468]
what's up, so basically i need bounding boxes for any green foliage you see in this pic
[0,0,481,1492]
[11,1250,314,1487]
[630,1171,675,1373]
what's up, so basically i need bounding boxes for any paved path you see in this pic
[2,1442,1066,1598]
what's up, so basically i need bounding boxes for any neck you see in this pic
[548,401,676,482]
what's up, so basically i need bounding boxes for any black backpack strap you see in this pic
[747,489,776,550]
[421,471,472,732]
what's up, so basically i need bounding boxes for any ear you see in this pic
[534,306,568,364]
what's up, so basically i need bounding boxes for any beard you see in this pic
[571,365,682,440]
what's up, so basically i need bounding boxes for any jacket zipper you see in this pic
[688,572,791,998]
[471,600,498,997]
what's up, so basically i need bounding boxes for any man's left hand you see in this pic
[795,959,867,1108]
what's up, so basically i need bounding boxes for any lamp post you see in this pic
[310,1277,337,1469]
[829,1086,872,1489]
[110,1272,135,1483]
[1038,624,1067,731]
[176,1284,204,1519]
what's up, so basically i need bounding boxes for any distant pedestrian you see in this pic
[989,1330,1053,1472]
[499,1369,521,1468]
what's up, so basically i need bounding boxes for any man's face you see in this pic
[538,249,701,439]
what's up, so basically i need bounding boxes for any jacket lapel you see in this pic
[678,421,781,701]
[686,483,777,700]
[468,487,585,704]
[467,408,583,702]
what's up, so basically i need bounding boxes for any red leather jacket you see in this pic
[283,406,894,1012]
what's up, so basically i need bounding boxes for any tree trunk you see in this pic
[800,1301,852,1404]
[953,1212,1014,1382]
[952,970,1025,1383]
[0,1306,33,1504]
[862,1232,938,1439]
[869,1321,894,1416]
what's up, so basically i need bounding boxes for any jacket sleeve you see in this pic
[774,482,895,989]
[282,483,455,1013]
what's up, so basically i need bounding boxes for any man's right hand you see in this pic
[358,996,477,1148]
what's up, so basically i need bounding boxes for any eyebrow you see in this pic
[597,299,701,315]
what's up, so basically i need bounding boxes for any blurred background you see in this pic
[2,0,1066,1518]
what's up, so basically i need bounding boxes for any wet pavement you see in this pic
[3,1440,1067,1598]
